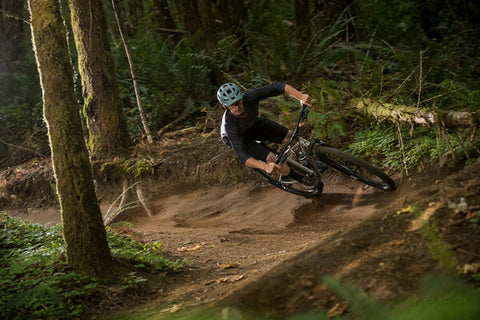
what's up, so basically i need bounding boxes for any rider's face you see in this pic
[228,99,246,118]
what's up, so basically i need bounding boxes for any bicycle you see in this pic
[254,102,396,197]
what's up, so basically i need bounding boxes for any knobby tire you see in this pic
[315,146,395,191]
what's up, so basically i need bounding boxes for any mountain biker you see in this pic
[217,81,314,182]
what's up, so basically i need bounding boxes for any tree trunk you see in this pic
[231,0,245,29]
[215,0,248,59]
[28,0,113,278]
[198,0,217,54]
[153,0,176,29]
[68,0,131,159]
[294,0,310,41]
[178,0,202,39]
[153,0,180,41]
[216,0,233,33]
[351,98,480,128]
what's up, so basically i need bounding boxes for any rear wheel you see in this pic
[315,146,395,191]
[254,168,323,197]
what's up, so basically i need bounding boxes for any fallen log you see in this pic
[351,98,480,128]
[157,109,200,137]
[162,126,197,138]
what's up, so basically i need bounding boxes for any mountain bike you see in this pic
[254,102,396,197]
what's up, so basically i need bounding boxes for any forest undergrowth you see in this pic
[0,212,190,319]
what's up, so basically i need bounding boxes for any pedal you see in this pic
[300,175,320,188]
[279,175,296,185]
[315,161,328,173]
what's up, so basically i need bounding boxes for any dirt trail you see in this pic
[5,159,480,319]
[6,173,395,312]
[3,128,479,319]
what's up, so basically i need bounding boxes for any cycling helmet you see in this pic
[217,83,243,107]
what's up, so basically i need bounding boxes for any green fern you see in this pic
[347,125,472,171]
[0,213,184,319]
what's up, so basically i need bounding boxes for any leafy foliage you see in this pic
[0,58,45,164]
[107,228,186,271]
[0,213,90,319]
[0,212,185,319]
[347,125,472,170]
[115,35,215,135]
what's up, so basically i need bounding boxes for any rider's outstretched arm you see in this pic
[284,84,313,106]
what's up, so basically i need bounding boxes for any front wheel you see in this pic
[315,146,395,191]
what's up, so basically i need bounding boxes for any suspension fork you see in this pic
[282,138,317,176]
[285,157,315,175]
[301,138,325,177]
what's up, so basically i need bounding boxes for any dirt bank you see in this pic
[2,157,480,319]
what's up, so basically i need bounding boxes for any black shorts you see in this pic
[242,117,289,162]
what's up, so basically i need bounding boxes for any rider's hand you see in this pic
[264,162,290,176]
[301,94,315,107]
[264,162,278,174]
[285,84,315,107]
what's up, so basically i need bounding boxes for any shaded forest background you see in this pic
[1,0,480,168]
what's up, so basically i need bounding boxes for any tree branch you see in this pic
[0,8,30,24]
[0,138,47,158]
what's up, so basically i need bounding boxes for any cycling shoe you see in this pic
[314,160,328,173]
[282,170,323,188]
[300,174,323,188]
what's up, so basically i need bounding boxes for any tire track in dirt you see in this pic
[103,174,394,313]
[6,172,395,315]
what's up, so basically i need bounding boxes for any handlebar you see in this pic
[275,101,309,164]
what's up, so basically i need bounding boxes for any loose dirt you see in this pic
[2,153,480,319]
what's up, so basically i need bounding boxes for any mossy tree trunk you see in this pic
[28,0,113,278]
[68,0,131,159]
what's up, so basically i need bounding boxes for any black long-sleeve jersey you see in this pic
[220,81,286,163]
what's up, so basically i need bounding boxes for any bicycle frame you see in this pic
[275,102,322,177]
[259,101,395,193]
